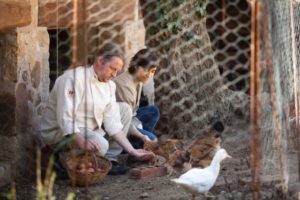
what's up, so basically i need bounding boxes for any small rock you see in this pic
[139,192,149,199]
[217,194,226,200]
[146,186,153,190]
[206,195,217,200]
[262,191,273,199]
[232,191,242,199]
[220,191,226,195]
[103,196,109,200]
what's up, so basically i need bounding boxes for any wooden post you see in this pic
[72,0,79,68]
[262,0,288,194]
[249,1,262,199]
[80,0,89,198]
[290,0,300,181]
[222,0,226,21]
[70,0,79,190]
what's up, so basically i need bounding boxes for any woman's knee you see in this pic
[149,105,160,119]
[138,128,157,141]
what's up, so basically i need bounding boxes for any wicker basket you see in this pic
[64,153,112,187]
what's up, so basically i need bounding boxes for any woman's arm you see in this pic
[131,130,151,142]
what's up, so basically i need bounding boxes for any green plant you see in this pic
[36,150,75,200]
[2,182,16,200]
[194,0,209,17]
[36,151,56,200]
[65,192,75,200]
[151,0,208,44]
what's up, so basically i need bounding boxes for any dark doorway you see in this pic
[48,29,72,90]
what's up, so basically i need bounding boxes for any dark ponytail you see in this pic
[128,49,158,74]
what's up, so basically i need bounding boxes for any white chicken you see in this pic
[171,148,231,199]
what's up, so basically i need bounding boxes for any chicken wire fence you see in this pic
[39,0,251,137]
[249,0,300,196]
[37,0,300,194]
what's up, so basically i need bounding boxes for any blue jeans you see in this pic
[136,105,160,141]
[137,128,157,141]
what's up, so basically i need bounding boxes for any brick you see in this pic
[0,161,12,187]
[129,166,167,179]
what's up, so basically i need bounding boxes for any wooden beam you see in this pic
[38,0,137,29]
[0,0,31,30]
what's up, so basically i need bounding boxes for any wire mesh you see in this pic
[35,0,300,197]
[140,0,250,139]
[252,0,300,196]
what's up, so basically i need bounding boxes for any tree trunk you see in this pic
[139,0,249,139]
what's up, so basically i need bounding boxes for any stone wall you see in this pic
[15,26,50,177]
[124,19,146,68]
[0,0,50,187]
[0,30,18,187]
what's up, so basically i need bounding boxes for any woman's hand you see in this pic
[142,135,151,142]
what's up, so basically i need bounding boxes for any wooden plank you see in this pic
[0,0,31,30]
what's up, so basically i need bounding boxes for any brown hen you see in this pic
[144,122,223,174]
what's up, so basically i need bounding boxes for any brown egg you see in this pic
[87,162,93,168]
[79,163,86,170]
[79,168,86,173]
[87,168,95,173]
[96,168,104,172]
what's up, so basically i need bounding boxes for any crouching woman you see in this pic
[114,49,160,145]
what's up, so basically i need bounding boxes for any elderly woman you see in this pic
[113,49,160,144]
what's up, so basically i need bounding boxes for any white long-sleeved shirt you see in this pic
[40,66,123,145]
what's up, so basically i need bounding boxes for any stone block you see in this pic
[0,31,18,82]
[124,19,145,68]
[0,136,16,161]
[0,92,16,136]
[0,161,12,187]
[0,0,31,30]
[15,82,30,133]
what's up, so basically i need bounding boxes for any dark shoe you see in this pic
[108,161,128,175]
[53,162,70,180]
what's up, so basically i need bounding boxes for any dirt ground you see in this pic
[1,120,299,200]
